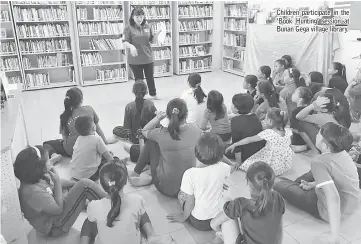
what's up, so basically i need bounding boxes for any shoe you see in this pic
[146,94,160,100]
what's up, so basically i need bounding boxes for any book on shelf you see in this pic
[89,38,123,50]
[81,53,103,66]
[77,1,118,4]
[77,8,87,20]
[224,4,248,17]
[232,50,245,61]
[179,1,212,4]
[178,5,213,17]
[16,24,70,38]
[0,10,10,21]
[134,6,169,19]
[96,67,126,81]
[179,45,210,57]
[154,63,168,74]
[7,76,22,84]
[149,21,171,33]
[179,57,211,73]
[19,39,70,53]
[25,72,50,88]
[0,28,7,38]
[153,48,171,60]
[0,57,20,71]
[179,33,212,44]
[15,1,65,5]
[78,22,123,35]
[0,41,17,54]
[37,54,70,67]
[224,19,246,31]
[224,33,246,47]
[178,20,212,31]
[13,6,67,21]
[93,7,123,20]
[131,1,170,5]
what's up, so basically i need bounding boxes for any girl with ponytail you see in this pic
[81,160,171,244]
[328,62,348,93]
[129,98,203,197]
[210,161,285,244]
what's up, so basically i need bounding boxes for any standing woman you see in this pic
[123,7,161,100]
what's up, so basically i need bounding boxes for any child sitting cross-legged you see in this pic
[226,108,293,176]
[210,161,285,244]
[70,115,113,181]
[166,133,231,232]
[274,122,360,244]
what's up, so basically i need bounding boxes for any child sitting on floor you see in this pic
[210,161,285,244]
[226,108,293,176]
[70,115,113,181]
[274,122,360,244]
[258,65,273,85]
[345,67,361,123]
[80,159,171,244]
[243,75,258,98]
[201,90,231,142]
[305,71,324,96]
[166,133,231,232]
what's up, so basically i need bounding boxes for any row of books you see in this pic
[0,10,10,21]
[224,19,247,31]
[149,21,171,33]
[17,24,70,38]
[179,45,209,57]
[15,1,65,4]
[76,1,117,4]
[13,7,67,21]
[22,54,71,69]
[95,68,126,81]
[178,20,213,31]
[233,49,245,61]
[81,53,102,66]
[89,38,123,50]
[153,48,171,60]
[0,58,20,71]
[154,63,169,74]
[178,6,213,17]
[224,33,246,47]
[8,76,22,84]
[224,4,248,17]
[223,59,243,70]
[19,39,70,53]
[179,58,211,73]
[131,1,169,4]
[78,22,123,35]
[1,42,17,54]
[179,1,212,4]
[77,7,123,20]
[179,33,210,44]
[136,7,169,18]
[25,73,50,88]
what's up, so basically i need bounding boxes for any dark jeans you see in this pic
[43,139,70,157]
[274,171,321,219]
[297,121,320,145]
[129,62,156,96]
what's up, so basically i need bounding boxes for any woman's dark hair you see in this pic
[288,68,306,87]
[281,55,292,69]
[245,75,258,89]
[129,7,146,26]
[207,90,225,120]
[232,93,254,114]
[257,81,280,108]
[166,98,188,140]
[188,73,206,104]
[140,105,157,128]
[246,161,275,215]
[319,122,353,153]
[75,115,93,136]
[60,87,83,136]
[14,146,48,184]
[133,80,148,116]
[99,160,128,228]
[324,89,351,128]
[267,108,287,131]
[297,87,313,105]
[333,62,347,81]
[275,59,286,70]
[321,93,338,114]
[195,133,224,165]
[309,71,324,84]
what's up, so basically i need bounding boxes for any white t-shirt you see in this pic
[181,88,207,127]
[87,194,146,244]
[180,162,231,220]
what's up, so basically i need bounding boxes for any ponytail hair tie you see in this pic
[172,108,179,115]
[31,146,41,158]
[108,181,115,187]
[280,111,285,116]
[195,83,201,88]
[65,96,70,99]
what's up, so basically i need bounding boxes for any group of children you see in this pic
[13,56,361,244]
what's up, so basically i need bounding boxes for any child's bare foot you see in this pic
[303,150,320,157]
[129,174,152,187]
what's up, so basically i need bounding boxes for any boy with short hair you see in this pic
[70,115,113,181]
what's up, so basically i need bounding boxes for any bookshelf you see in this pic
[222,1,248,76]
[129,1,173,78]
[11,1,77,90]
[0,1,23,88]
[74,1,127,86]
[173,1,213,75]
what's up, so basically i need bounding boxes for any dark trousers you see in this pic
[129,62,156,96]
[297,121,319,144]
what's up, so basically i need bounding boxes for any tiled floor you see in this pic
[21,71,361,244]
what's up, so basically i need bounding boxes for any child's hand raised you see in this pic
[48,167,60,183]
[313,96,330,110]
[225,144,235,154]
[299,180,316,191]
[155,111,166,120]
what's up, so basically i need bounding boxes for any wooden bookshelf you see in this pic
[74,0,128,86]
[222,1,248,77]
[10,1,77,91]
[0,1,23,88]
[173,1,213,75]
[129,1,173,78]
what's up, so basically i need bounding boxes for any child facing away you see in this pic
[226,93,265,164]
[258,65,273,85]
[274,122,360,244]
[345,67,361,123]
[15,146,107,237]
[166,133,231,232]
[80,159,172,244]
[226,108,293,176]
[70,115,113,181]
[210,162,285,244]
[113,80,156,143]
[290,87,320,155]
[200,90,231,142]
